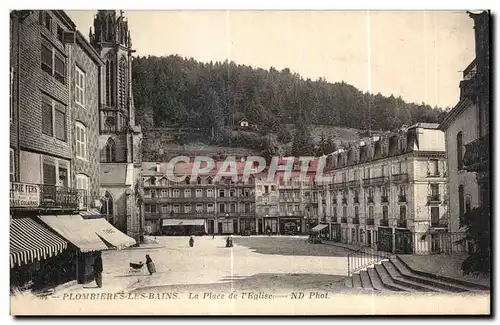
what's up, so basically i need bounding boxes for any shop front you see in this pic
[239,218,256,235]
[162,219,207,236]
[218,218,237,235]
[263,217,278,235]
[279,218,302,235]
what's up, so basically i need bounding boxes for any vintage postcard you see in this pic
[8,8,491,316]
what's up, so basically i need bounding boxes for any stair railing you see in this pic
[347,243,391,276]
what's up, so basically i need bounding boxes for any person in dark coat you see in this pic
[189,236,195,247]
[93,252,103,288]
[145,255,156,275]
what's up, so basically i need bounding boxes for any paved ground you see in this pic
[53,235,357,295]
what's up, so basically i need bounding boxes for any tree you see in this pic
[291,123,314,156]
[456,205,491,276]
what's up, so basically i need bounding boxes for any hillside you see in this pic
[132,55,448,159]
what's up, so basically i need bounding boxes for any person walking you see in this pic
[189,235,195,247]
[145,255,156,276]
[93,252,103,288]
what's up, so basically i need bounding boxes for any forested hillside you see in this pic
[132,55,448,157]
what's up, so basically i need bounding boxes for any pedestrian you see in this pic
[212,233,215,239]
[145,255,156,276]
[93,251,103,288]
[189,235,195,247]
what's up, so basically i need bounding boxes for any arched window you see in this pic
[457,131,463,170]
[105,138,116,162]
[458,185,465,217]
[465,195,472,214]
[101,191,114,219]
[185,176,191,185]
[119,56,127,108]
[106,59,115,107]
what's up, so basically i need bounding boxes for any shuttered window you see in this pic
[75,122,87,160]
[54,104,66,141]
[41,98,53,136]
[40,38,66,85]
[75,66,85,107]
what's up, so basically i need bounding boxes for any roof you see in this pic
[438,98,475,131]
[100,164,128,185]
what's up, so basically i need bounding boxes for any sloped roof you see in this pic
[100,164,128,185]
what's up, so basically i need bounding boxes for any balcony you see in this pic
[392,173,409,183]
[347,180,361,188]
[333,182,347,190]
[331,217,338,223]
[463,134,489,173]
[398,195,407,203]
[332,198,337,205]
[353,197,359,204]
[381,196,389,203]
[353,217,360,224]
[380,219,389,227]
[371,176,389,187]
[367,197,374,204]
[397,219,407,228]
[341,217,347,223]
[10,182,80,211]
[367,218,375,226]
[342,198,348,205]
[431,218,449,228]
[427,195,441,204]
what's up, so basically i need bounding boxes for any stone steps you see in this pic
[348,255,487,293]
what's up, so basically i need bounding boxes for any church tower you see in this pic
[90,10,141,164]
[90,10,144,242]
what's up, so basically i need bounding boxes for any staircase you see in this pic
[346,255,490,292]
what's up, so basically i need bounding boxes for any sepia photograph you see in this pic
[7,5,491,316]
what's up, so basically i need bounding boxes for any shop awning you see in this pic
[162,219,205,227]
[38,215,110,253]
[310,224,328,232]
[10,217,68,268]
[86,218,136,250]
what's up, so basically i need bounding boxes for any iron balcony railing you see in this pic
[331,217,338,223]
[353,197,360,204]
[342,198,348,205]
[427,195,441,204]
[367,218,375,226]
[10,182,83,210]
[341,217,348,223]
[381,196,389,203]
[347,180,361,188]
[380,219,389,227]
[397,219,407,228]
[431,218,449,228]
[412,231,469,255]
[463,134,489,172]
[392,173,409,183]
[333,182,347,190]
[367,197,374,204]
[398,195,407,203]
[371,176,389,186]
[353,217,360,224]
[332,198,337,205]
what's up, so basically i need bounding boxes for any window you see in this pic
[343,206,347,217]
[457,132,463,170]
[245,203,251,213]
[184,204,191,213]
[173,204,180,213]
[41,96,66,141]
[197,177,202,185]
[173,189,180,198]
[458,185,465,217]
[230,204,236,213]
[184,189,191,198]
[54,103,66,141]
[399,186,406,196]
[41,11,52,31]
[119,56,127,108]
[41,97,53,136]
[219,203,225,213]
[355,206,359,218]
[431,184,439,197]
[150,190,156,198]
[333,207,337,217]
[400,206,407,220]
[76,174,89,209]
[57,26,64,43]
[41,39,66,84]
[104,138,116,162]
[75,122,87,160]
[207,177,212,185]
[75,66,85,107]
[207,204,214,212]
[162,205,168,213]
[106,60,115,106]
[381,165,386,177]
[100,192,114,217]
[196,203,203,212]
[161,189,168,197]
[219,189,225,197]
[264,186,269,194]
[229,189,235,197]
[382,206,388,219]
[144,204,150,213]
[144,189,151,198]
[271,185,276,192]
[10,68,13,123]
[429,159,439,176]
[207,189,214,197]
[431,207,440,224]
[150,177,156,185]
[10,149,14,182]
[195,189,203,198]
[465,196,472,214]
[150,205,157,214]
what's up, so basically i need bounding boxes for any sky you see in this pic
[67,10,476,109]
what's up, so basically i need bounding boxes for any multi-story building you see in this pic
[89,10,145,241]
[10,10,135,289]
[142,161,256,235]
[439,11,490,234]
[255,175,280,234]
[323,123,449,254]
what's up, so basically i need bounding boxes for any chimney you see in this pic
[156,163,161,172]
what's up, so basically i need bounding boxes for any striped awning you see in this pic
[85,218,136,250]
[10,217,68,268]
[38,215,110,253]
